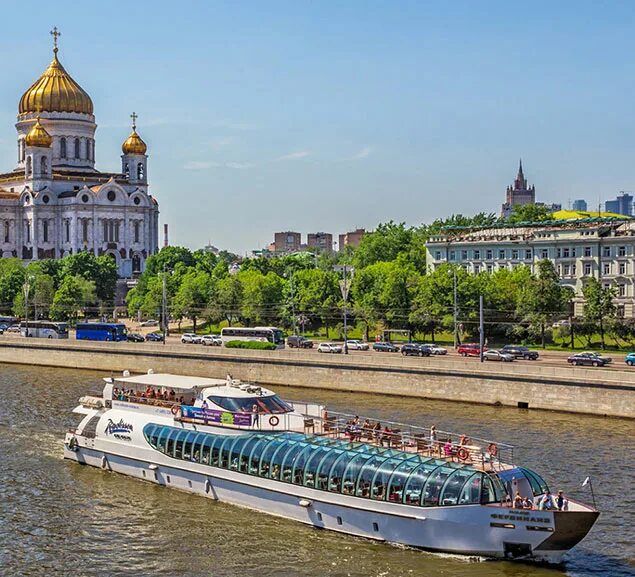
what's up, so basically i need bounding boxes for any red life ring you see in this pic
[487,443,498,457]
[171,405,179,416]
[269,415,280,427]
[457,447,470,462]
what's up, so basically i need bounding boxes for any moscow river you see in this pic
[0,364,633,577]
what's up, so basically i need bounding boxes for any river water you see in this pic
[0,364,633,577]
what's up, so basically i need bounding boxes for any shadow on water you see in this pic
[0,364,633,577]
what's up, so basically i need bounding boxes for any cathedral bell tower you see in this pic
[24,115,53,186]
[121,112,148,187]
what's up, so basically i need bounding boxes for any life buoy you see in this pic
[487,443,498,457]
[269,415,280,427]
[457,447,470,461]
[171,405,180,416]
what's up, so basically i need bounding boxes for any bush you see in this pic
[224,340,277,350]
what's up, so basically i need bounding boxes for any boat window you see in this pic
[342,454,372,496]
[328,451,354,493]
[189,432,205,462]
[520,467,550,496]
[292,445,319,486]
[200,435,214,465]
[182,431,198,461]
[155,426,170,452]
[237,437,260,472]
[459,473,483,505]
[258,438,281,477]
[407,462,444,506]
[228,437,251,471]
[356,455,392,500]
[248,437,270,475]
[369,457,408,501]
[481,475,498,504]
[218,436,235,468]
[386,457,427,500]
[164,428,181,457]
[173,430,190,459]
[208,394,292,414]
[440,468,475,506]
[210,435,226,466]
[304,446,333,489]
[269,440,295,480]
[280,442,305,482]
[421,465,455,507]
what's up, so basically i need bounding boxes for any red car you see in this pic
[457,343,486,357]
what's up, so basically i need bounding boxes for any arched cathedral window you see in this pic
[43,220,49,243]
[41,157,48,174]
[60,138,67,159]
[4,221,9,244]
[137,163,144,180]
[26,157,32,177]
[124,163,130,179]
[75,138,80,159]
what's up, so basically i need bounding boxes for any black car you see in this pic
[501,345,540,360]
[401,343,431,357]
[287,335,314,348]
[567,352,612,367]
[127,332,145,343]
[145,332,165,342]
[373,341,400,353]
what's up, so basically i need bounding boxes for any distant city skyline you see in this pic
[1,1,635,254]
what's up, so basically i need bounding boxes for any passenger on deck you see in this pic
[362,419,371,439]
[381,425,392,447]
[539,491,555,510]
[556,490,569,511]
[459,434,469,446]
[443,438,454,458]
[373,421,382,443]
[513,492,524,508]
[430,425,438,452]
[252,403,260,427]
[522,496,533,509]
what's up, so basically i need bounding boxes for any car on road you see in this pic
[401,343,431,357]
[567,352,612,367]
[181,333,202,344]
[345,340,370,351]
[625,352,635,366]
[457,343,485,357]
[145,332,165,342]
[287,335,314,348]
[500,345,540,360]
[483,349,515,362]
[139,319,159,327]
[201,334,222,346]
[420,343,448,355]
[317,342,342,354]
[6,325,21,333]
[127,332,145,343]
[373,341,400,353]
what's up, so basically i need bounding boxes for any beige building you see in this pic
[338,228,366,251]
[426,219,635,317]
[307,232,333,253]
[272,231,301,254]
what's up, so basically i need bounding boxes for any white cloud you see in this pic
[277,150,310,161]
[351,146,372,159]
[225,162,255,170]
[184,160,216,170]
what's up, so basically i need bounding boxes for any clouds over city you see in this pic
[276,150,310,161]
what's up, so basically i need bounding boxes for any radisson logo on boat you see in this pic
[104,418,134,439]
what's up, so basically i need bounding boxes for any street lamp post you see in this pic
[453,268,458,349]
[334,265,354,354]
[23,275,34,337]
[161,269,168,345]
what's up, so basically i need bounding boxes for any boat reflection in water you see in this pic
[64,371,599,563]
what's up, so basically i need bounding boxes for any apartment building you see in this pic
[426,219,635,316]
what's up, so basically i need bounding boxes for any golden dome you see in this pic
[122,129,147,155]
[25,117,52,148]
[19,52,93,115]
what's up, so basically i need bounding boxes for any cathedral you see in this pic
[0,29,159,277]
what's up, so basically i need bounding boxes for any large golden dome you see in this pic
[25,117,53,147]
[19,51,93,115]
[122,128,147,155]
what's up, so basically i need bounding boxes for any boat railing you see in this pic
[291,406,514,468]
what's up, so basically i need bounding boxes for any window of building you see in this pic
[74,138,80,159]
[60,137,66,159]
[571,247,576,257]
[618,284,626,297]
[563,264,570,276]
[556,248,561,258]
[541,249,548,259]
[603,282,610,290]
[584,247,591,257]
[486,264,493,273]
[461,250,468,260]
[43,220,48,243]
[584,263,592,276]
[25,220,31,243]
[137,163,144,180]
[603,246,610,257]
[511,249,519,260]
[82,220,89,243]
[65,220,70,243]
[3,221,9,244]
[563,248,570,258]
[618,246,626,257]
[474,250,481,260]
[617,305,625,317]
[474,264,480,273]
[435,251,441,261]
[556,265,561,276]
[603,263,610,275]
[449,251,456,261]
[525,249,532,260]
[41,157,47,174]
[498,249,505,259]
[485,249,493,260]
[619,263,626,275]
[134,221,140,243]
[25,156,32,176]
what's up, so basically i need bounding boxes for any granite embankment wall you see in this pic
[0,337,633,419]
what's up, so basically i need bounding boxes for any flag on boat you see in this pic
[582,476,590,486]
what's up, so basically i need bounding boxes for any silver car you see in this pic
[421,343,448,355]
[345,340,369,351]
[483,349,515,362]
[317,342,343,354]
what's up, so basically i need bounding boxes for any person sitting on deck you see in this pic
[556,490,569,511]
[169,390,176,401]
[362,419,371,439]
[513,492,524,509]
[539,491,555,510]
[459,434,469,446]
[373,421,382,443]
[522,496,533,509]
[381,426,392,447]
[443,438,454,458]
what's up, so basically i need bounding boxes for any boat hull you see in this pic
[64,437,595,563]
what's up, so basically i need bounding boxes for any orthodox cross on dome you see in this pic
[50,27,61,55]
[131,111,138,131]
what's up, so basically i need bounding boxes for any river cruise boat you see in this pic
[64,371,599,563]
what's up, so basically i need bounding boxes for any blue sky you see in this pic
[1,1,635,253]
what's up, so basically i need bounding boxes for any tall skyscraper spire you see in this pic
[517,158,524,180]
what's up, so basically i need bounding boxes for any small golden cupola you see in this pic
[122,112,147,155]
[19,28,93,116]
[25,116,53,148]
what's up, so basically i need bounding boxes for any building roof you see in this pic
[552,209,629,220]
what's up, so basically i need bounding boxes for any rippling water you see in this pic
[0,364,633,577]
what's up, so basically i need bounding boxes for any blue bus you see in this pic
[75,323,128,342]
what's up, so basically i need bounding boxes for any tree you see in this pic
[238,270,285,326]
[50,275,96,321]
[172,270,212,332]
[506,204,553,224]
[59,252,117,303]
[209,275,243,325]
[0,259,25,314]
[517,260,567,347]
[582,277,616,349]
[353,222,418,270]
[13,273,55,319]
[292,269,340,337]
